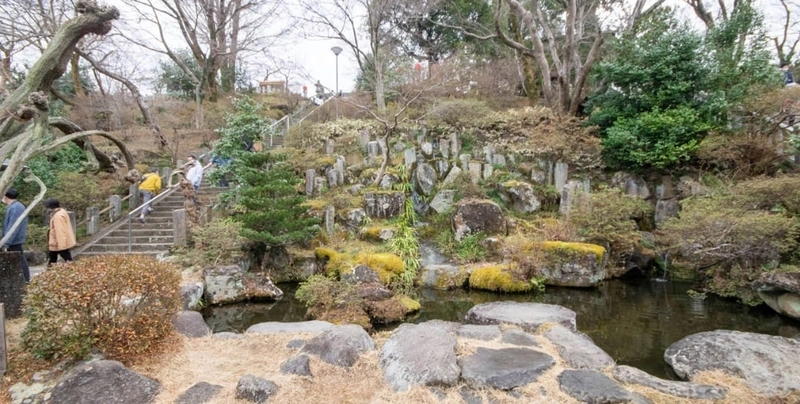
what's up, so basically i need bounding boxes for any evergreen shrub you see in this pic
[22,255,182,361]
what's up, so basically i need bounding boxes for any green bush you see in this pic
[22,255,182,361]
[455,232,489,263]
[49,171,110,218]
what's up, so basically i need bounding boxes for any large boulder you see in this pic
[203,265,283,305]
[364,191,405,218]
[172,311,211,338]
[497,180,541,213]
[460,347,554,390]
[50,360,160,404]
[301,325,375,368]
[379,323,460,391]
[611,172,651,200]
[752,271,800,320]
[464,301,577,332]
[451,199,506,242]
[537,242,607,287]
[415,163,438,196]
[664,330,800,396]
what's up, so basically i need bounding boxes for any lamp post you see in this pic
[331,46,343,119]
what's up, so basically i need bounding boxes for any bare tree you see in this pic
[773,0,800,65]
[0,1,134,196]
[490,0,663,115]
[121,0,287,103]
[296,0,400,112]
[0,0,168,149]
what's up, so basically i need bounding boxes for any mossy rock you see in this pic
[537,241,606,288]
[469,264,532,293]
[313,248,405,284]
[359,226,395,242]
[365,294,421,324]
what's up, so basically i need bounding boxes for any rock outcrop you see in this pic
[752,271,800,320]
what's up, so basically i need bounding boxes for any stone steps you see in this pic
[78,183,223,257]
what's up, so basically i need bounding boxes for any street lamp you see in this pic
[331,46,343,120]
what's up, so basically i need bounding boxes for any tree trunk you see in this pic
[0,1,120,194]
[70,53,85,98]
[49,117,135,171]
[77,50,168,150]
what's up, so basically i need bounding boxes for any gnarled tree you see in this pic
[0,1,133,196]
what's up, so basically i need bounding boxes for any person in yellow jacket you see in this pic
[137,166,161,224]
[45,198,76,266]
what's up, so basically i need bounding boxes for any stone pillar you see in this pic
[420,142,433,157]
[450,133,460,157]
[404,148,417,170]
[1,303,6,375]
[86,207,100,236]
[334,157,346,185]
[459,154,471,171]
[359,130,371,150]
[129,184,140,211]
[324,205,335,235]
[173,209,187,246]
[68,211,77,238]
[439,138,450,159]
[325,138,335,155]
[367,141,380,157]
[305,170,316,196]
[0,251,25,318]
[468,162,482,183]
[109,195,121,222]
[554,162,569,192]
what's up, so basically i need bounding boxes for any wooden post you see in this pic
[109,195,121,221]
[173,209,187,246]
[0,304,6,376]
[129,184,140,211]
[86,207,100,235]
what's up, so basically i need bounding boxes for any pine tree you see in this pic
[233,152,320,247]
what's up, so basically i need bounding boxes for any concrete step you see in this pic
[101,235,174,244]
[82,243,172,253]
[107,229,173,237]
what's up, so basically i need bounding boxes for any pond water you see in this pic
[202,279,800,379]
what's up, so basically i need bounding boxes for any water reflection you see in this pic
[202,279,800,379]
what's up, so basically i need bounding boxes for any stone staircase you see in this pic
[77,184,223,257]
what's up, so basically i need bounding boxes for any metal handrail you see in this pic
[125,156,213,253]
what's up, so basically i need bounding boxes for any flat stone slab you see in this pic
[246,321,334,334]
[500,329,539,347]
[559,369,638,403]
[464,302,577,332]
[175,381,222,404]
[50,360,160,404]
[612,365,726,400]
[459,347,554,390]
[380,323,460,391]
[544,325,613,370]
[457,324,501,341]
[664,330,800,396]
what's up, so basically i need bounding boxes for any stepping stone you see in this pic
[460,347,554,390]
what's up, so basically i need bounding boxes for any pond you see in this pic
[202,279,800,379]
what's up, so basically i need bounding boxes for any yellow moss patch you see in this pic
[314,156,337,167]
[469,264,532,293]
[541,241,605,262]
[398,295,421,312]
[356,252,405,283]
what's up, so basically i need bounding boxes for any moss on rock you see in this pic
[469,264,532,293]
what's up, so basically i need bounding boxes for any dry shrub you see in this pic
[427,99,494,129]
[568,187,651,267]
[731,175,800,214]
[658,195,798,304]
[22,255,182,362]
[185,218,248,266]
[697,132,787,177]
